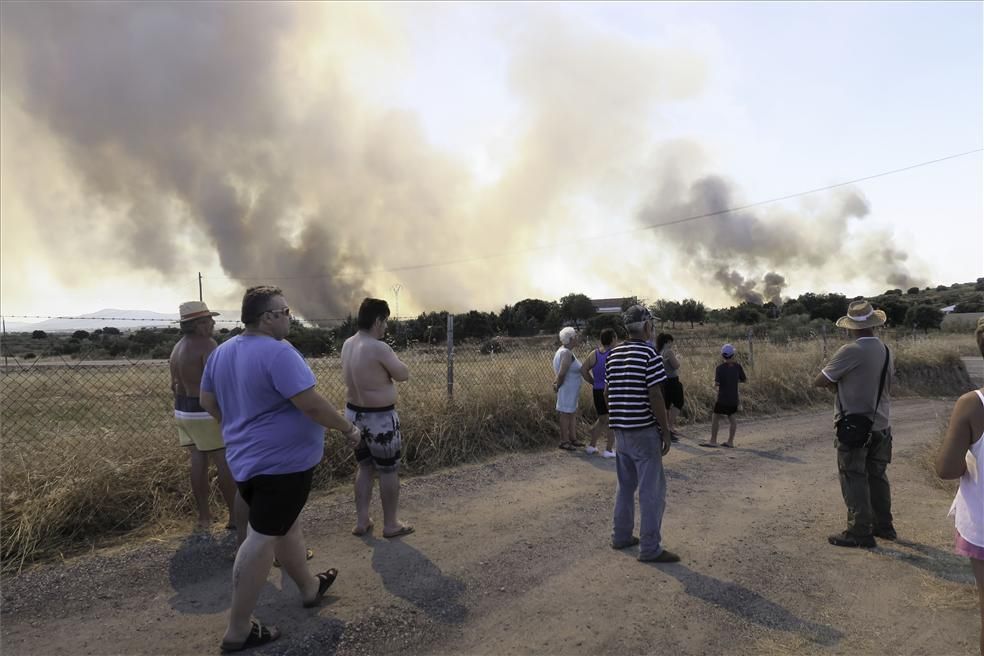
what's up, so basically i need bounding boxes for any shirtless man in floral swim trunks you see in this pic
[342,298,413,538]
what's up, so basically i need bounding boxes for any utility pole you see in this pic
[391,283,403,320]
[198,272,203,302]
[2,316,7,368]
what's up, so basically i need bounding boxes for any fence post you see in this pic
[746,328,754,369]
[821,323,827,359]
[446,314,454,400]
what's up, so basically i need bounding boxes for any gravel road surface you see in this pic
[3,398,979,655]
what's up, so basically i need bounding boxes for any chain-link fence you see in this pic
[0,329,568,487]
[0,321,967,488]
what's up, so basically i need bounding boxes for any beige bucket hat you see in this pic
[179,301,220,322]
[835,300,886,330]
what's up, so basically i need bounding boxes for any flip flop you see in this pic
[352,520,374,536]
[383,525,415,539]
[558,442,576,451]
[569,440,586,447]
[698,442,719,448]
[273,548,313,568]
[221,620,281,652]
[302,568,339,608]
[721,443,734,448]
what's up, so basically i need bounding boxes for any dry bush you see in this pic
[1,445,192,573]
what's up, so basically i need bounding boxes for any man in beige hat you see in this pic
[169,301,238,532]
[814,299,896,548]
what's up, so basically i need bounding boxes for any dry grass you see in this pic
[0,334,976,574]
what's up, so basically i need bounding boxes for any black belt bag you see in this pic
[835,346,889,449]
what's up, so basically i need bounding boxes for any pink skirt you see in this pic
[955,530,984,560]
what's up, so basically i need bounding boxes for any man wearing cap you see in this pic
[605,304,680,563]
[814,300,897,548]
[169,301,238,532]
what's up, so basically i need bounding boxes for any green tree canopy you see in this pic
[559,293,595,328]
[679,298,706,328]
[904,304,943,332]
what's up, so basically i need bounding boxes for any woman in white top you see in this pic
[553,326,583,451]
[936,316,984,655]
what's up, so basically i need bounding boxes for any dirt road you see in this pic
[3,399,980,655]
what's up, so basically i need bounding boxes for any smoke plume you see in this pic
[1,4,928,317]
[637,159,925,305]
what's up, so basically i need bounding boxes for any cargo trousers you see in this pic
[836,427,893,537]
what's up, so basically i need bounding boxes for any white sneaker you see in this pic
[585,446,599,455]
[602,450,616,459]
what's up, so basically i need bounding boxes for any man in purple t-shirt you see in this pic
[200,286,362,652]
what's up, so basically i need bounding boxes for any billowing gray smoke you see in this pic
[0,3,491,320]
[638,170,924,304]
[714,270,787,305]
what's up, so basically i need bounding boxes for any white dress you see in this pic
[553,346,582,413]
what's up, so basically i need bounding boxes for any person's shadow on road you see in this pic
[876,538,977,584]
[740,448,804,464]
[368,535,468,624]
[656,564,843,646]
[577,452,690,481]
[167,532,238,614]
[167,531,277,615]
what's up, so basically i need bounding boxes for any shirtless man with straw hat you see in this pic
[169,300,238,532]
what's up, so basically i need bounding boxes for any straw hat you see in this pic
[835,300,886,330]
[178,301,220,322]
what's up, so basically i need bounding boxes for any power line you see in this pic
[1,315,242,324]
[209,146,980,281]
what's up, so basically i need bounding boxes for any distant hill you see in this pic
[3,308,241,333]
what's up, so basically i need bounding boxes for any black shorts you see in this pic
[236,468,314,536]
[713,402,738,417]
[592,388,609,415]
[663,378,684,410]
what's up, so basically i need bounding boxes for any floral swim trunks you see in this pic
[346,403,402,474]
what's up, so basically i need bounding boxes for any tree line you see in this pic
[12,280,982,359]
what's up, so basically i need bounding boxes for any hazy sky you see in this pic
[2,1,981,321]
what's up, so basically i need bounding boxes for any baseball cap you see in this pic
[721,343,735,358]
[622,304,652,325]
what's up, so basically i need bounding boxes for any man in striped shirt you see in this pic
[605,305,680,563]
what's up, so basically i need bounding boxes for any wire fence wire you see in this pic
[0,321,947,492]
[0,333,569,487]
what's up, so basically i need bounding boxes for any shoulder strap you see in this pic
[872,345,890,419]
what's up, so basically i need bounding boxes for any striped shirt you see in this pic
[605,339,667,429]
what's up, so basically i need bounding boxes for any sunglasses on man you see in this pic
[265,307,291,319]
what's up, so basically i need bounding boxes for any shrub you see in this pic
[905,304,944,332]
[479,338,505,355]
[954,301,984,313]
[31,330,47,340]
[72,330,90,340]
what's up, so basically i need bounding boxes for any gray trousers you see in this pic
[837,428,893,537]
[612,425,667,559]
